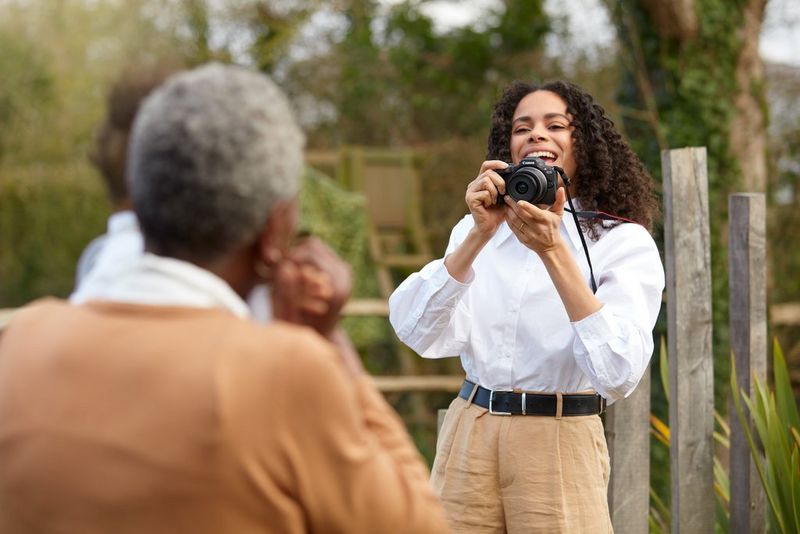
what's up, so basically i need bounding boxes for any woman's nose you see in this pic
[529,126,547,141]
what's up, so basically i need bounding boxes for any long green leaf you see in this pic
[714,410,731,439]
[650,486,670,531]
[741,389,768,454]
[713,429,730,450]
[659,336,669,403]
[731,356,788,534]
[791,448,800,533]
[772,339,800,431]
[648,515,667,534]
[765,390,793,532]
[714,455,730,505]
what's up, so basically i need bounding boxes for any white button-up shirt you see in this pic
[388,212,665,402]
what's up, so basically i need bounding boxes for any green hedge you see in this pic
[0,162,109,306]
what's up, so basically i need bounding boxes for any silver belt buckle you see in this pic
[488,389,513,416]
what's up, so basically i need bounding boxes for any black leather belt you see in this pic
[459,380,606,416]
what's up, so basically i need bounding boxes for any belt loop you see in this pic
[466,382,479,404]
[555,392,563,419]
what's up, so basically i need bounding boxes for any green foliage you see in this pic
[297,166,387,352]
[379,0,549,142]
[283,0,548,147]
[732,340,800,534]
[0,165,110,306]
[612,0,761,415]
[0,31,54,162]
[0,0,223,307]
[248,1,316,73]
[650,338,800,533]
[183,0,214,63]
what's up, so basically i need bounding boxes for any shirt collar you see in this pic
[89,252,252,319]
[106,210,139,234]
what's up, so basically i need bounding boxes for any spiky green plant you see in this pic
[731,339,800,534]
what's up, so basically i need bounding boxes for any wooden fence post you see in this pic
[662,147,715,534]
[728,193,767,533]
[605,365,651,534]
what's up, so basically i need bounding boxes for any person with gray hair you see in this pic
[0,63,450,534]
[130,63,303,265]
[71,60,274,322]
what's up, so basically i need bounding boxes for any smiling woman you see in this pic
[388,79,664,533]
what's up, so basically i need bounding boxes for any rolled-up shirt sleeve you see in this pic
[571,224,665,401]
[388,219,473,359]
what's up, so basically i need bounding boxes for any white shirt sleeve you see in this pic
[570,223,665,401]
[388,217,474,359]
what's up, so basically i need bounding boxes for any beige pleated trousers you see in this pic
[431,395,613,534]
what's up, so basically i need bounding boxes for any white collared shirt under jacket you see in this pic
[388,212,665,402]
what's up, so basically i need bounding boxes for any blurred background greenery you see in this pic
[1,0,799,524]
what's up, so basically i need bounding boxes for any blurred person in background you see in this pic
[389,80,664,533]
[0,63,449,534]
[73,59,181,286]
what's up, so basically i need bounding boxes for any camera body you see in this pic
[496,157,558,205]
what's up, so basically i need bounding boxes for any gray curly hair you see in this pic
[128,63,304,262]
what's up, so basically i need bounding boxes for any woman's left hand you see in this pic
[504,187,567,255]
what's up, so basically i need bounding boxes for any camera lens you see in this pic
[507,172,542,203]
[504,157,556,205]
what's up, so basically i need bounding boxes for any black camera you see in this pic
[496,157,558,205]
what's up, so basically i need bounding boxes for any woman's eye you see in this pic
[549,124,565,130]
[513,127,530,134]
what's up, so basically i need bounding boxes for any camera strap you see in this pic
[554,167,598,294]
[563,209,640,225]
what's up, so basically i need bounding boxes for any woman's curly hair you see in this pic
[486,80,660,237]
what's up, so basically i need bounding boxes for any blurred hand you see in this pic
[465,160,508,237]
[271,236,351,336]
[270,237,363,376]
